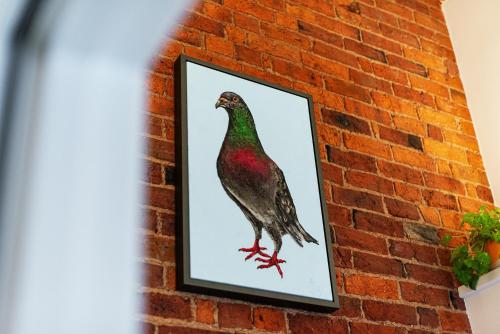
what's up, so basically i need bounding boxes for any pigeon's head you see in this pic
[215,92,247,111]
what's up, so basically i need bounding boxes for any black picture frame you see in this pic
[174,55,339,312]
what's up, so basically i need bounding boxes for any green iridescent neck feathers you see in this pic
[226,106,262,148]
[215,91,263,149]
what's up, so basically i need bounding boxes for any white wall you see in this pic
[443,0,500,205]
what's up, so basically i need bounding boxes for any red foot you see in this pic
[239,239,270,261]
[255,251,286,278]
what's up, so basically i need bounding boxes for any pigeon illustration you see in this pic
[215,91,318,278]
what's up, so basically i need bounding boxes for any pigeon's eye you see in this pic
[232,96,238,103]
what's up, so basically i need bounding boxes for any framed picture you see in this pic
[175,55,339,311]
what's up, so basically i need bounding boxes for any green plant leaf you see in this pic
[448,207,500,289]
[493,231,500,242]
[477,252,491,271]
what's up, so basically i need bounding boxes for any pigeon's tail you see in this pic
[288,221,319,246]
[297,223,319,245]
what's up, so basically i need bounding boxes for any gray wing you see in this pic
[272,165,319,246]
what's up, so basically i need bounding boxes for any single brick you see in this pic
[145,160,163,185]
[195,299,215,324]
[182,12,225,37]
[205,35,233,57]
[322,108,371,135]
[144,262,164,288]
[375,0,413,20]
[378,160,423,185]
[422,190,459,210]
[302,52,350,80]
[385,197,420,220]
[313,41,359,67]
[353,251,404,276]
[387,54,427,77]
[393,83,435,107]
[345,98,392,125]
[380,23,420,48]
[359,3,399,27]
[351,322,406,334]
[345,170,394,195]
[298,20,343,46]
[345,38,387,63]
[363,300,418,325]
[389,239,438,265]
[200,1,232,23]
[418,205,440,226]
[327,203,351,226]
[321,162,343,184]
[409,74,449,98]
[336,295,362,318]
[404,222,440,244]
[349,69,392,93]
[418,307,440,328]
[333,186,385,213]
[477,185,494,203]
[400,281,450,306]
[379,126,423,150]
[146,186,175,210]
[272,58,322,86]
[218,302,252,329]
[438,248,452,267]
[334,247,353,268]
[325,77,372,103]
[449,290,466,310]
[223,0,275,22]
[372,90,418,116]
[234,12,260,33]
[423,172,465,195]
[362,30,402,55]
[142,208,158,233]
[143,234,175,263]
[395,182,422,202]
[353,210,404,237]
[405,263,454,288]
[336,227,388,254]
[344,133,391,159]
[144,293,191,320]
[345,274,399,299]
[253,307,285,332]
[148,137,174,163]
[439,310,471,332]
[235,45,262,66]
[393,115,426,136]
[288,313,348,334]
[173,27,202,47]
[404,47,447,72]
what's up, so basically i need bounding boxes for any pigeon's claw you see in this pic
[256,251,286,278]
[255,257,285,263]
[238,239,270,261]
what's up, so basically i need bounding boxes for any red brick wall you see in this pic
[142,1,494,333]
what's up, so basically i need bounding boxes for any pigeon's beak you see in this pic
[215,97,227,109]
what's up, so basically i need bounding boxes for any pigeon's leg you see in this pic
[255,234,286,278]
[239,221,270,260]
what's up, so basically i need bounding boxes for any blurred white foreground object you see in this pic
[0,1,189,333]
